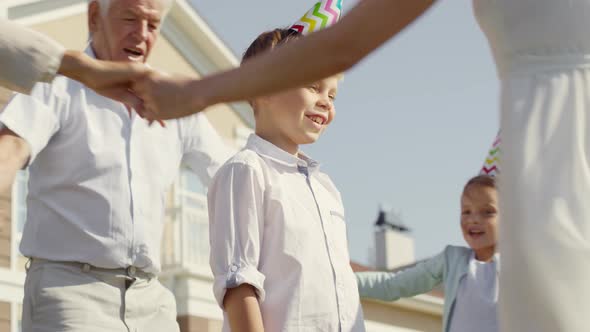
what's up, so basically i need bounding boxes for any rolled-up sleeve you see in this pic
[0,84,61,164]
[180,112,235,187]
[208,161,266,308]
[0,20,65,94]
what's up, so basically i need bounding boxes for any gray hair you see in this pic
[91,0,174,19]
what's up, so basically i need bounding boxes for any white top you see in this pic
[448,253,499,332]
[473,0,590,79]
[474,1,590,331]
[0,20,64,94]
[208,134,365,332]
[0,48,233,274]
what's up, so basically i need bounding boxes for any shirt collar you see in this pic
[469,251,500,265]
[85,41,98,59]
[246,134,320,172]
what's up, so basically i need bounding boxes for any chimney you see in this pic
[374,209,415,270]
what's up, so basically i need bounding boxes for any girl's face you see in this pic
[253,76,338,154]
[460,184,498,261]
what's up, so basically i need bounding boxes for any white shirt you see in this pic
[208,134,365,332]
[0,48,233,274]
[448,253,499,332]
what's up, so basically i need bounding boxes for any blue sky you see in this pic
[190,0,500,264]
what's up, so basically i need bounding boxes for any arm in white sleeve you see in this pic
[0,20,65,94]
[0,82,62,165]
[208,160,266,308]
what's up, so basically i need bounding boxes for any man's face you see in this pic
[88,0,166,63]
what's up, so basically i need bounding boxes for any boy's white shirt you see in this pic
[208,134,366,332]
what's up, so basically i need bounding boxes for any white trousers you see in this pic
[499,65,590,331]
[22,259,180,332]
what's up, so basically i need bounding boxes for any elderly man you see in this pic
[0,0,232,331]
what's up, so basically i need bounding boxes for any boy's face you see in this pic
[254,76,338,153]
[460,185,498,255]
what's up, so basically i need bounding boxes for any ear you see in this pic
[88,1,101,35]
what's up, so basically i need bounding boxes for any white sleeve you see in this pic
[180,112,236,187]
[208,161,266,308]
[0,83,62,164]
[0,20,65,94]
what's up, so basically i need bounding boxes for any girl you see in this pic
[357,175,499,332]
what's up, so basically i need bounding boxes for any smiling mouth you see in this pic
[124,48,144,58]
[468,230,485,237]
[306,114,326,125]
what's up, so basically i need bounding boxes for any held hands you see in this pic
[59,51,167,126]
[61,51,208,122]
[59,51,145,110]
[131,70,206,121]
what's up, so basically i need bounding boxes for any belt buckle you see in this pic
[126,266,137,277]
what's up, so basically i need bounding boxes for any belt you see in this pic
[27,257,154,279]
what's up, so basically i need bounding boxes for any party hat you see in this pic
[290,0,343,35]
[480,132,500,176]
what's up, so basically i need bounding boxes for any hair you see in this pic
[242,28,303,64]
[463,175,497,194]
[92,0,174,18]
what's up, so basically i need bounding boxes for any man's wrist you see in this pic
[58,50,91,83]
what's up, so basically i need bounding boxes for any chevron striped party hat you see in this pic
[480,132,500,176]
[290,0,343,35]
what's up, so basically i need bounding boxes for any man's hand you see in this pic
[58,51,147,111]
[58,51,166,126]
[131,70,207,120]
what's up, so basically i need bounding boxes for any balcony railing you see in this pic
[162,188,212,276]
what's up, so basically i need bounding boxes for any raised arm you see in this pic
[356,249,445,301]
[0,20,64,94]
[0,20,144,108]
[133,0,437,120]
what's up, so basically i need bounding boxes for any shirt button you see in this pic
[230,264,238,272]
[127,266,137,277]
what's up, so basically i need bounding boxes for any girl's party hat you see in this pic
[480,132,500,176]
